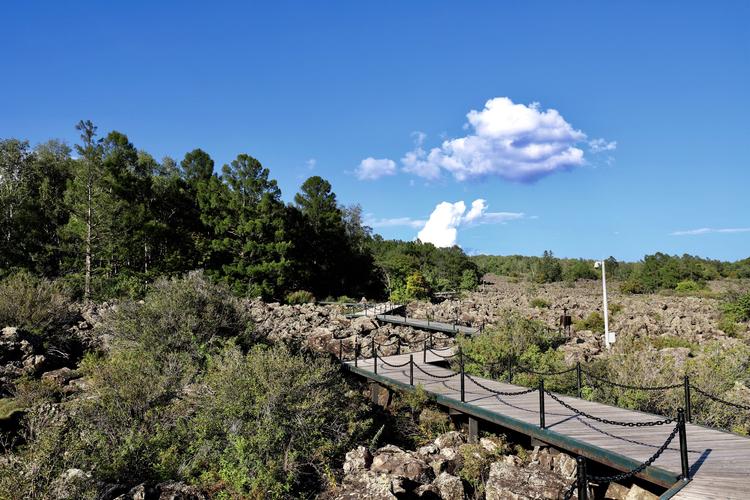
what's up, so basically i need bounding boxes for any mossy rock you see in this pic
[0,397,26,422]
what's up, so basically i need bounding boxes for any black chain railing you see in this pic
[544,390,674,427]
[561,409,689,500]
[691,384,750,411]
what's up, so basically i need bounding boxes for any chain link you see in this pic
[376,357,412,368]
[464,373,538,396]
[413,363,461,379]
[516,364,577,376]
[428,348,457,359]
[582,370,681,391]
[692,385,750,410]
[561,481,577,500]
[587,422,680,483]
[545,390,674,427]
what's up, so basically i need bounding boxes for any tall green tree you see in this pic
[62,121,111,301]
[199,154,291,298]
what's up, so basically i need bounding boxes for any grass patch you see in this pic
[529,297,550,309]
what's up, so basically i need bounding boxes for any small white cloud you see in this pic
[416,199,525,247]
[365,216,426,229]
[399,97,597,183]
[355,157,397,180]
[670,227,750,236]
[589,138,617,153]
[305,158,316,170]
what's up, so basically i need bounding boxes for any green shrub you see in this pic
[575,312,605,333]
[723,292,750,323]
[460,269,479,291]
[458,439,507,495]
[104,271,254,361]
[188,345,370,496]
[285,290,315,304]
[0,271,73,335]
[608,302,623,315]
[405,271,431,300]
[651,336,698,352]
[530,297,550,309]
[417,408,451,444]
[675,279,707,293]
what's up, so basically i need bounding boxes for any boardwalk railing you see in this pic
[338,334,703,493]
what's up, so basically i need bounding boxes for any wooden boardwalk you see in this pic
[373,314,479,336]
[344,351,750,499]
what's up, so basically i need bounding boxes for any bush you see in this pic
[0,271,73,335]
[405,271,431,300]
[575,312,605,333]
[530,297,550,309]
[675,279,707,294]
[188,345,370,496]
[104,271,254,361]
[285,290,315,304]
[457,314,567,390]
[460,269,479,291]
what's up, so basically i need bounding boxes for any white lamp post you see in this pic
[594,260,615,348]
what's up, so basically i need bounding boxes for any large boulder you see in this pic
[343,446,372,474]
[433,472,464,500]
[370,445,434,483]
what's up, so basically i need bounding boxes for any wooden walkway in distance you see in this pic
[373,314,479,336]
[344,351,750,499]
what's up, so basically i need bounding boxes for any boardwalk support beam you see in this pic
[372,338,377,375]
[468,416,479,444]
[577,456,588,500]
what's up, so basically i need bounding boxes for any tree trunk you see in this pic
[84,171,92,303]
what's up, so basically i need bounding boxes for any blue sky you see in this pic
[2,1,749,261]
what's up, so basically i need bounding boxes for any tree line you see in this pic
[472,251,750,292]
[0,121,479,302]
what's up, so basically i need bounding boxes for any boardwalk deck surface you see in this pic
[345,351,750,499]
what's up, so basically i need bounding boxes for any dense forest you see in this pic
[0,122,479,304]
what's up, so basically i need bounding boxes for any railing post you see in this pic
[354,339,358,367]
[372,338,378,374]
[576,361,582,398]
[683,375,692,423]
[460,347,465,403]
[339,339,343,360]
[576,456,588,500]
[678,408,690,480]
[423,340,427,364]
[410,355,414,386]
[538,379,546,429]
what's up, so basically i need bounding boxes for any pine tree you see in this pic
[199,154,291,299]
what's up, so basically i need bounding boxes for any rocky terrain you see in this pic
[325,429,658,500]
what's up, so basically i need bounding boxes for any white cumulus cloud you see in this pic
[670,227,750,236]
[589,138,617,153]
[401,97,601,182]
[355,157,397,180]
[417,199,525,247]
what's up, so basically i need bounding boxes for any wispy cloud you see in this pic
[365,216,426,229]
[670,227,750,236]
